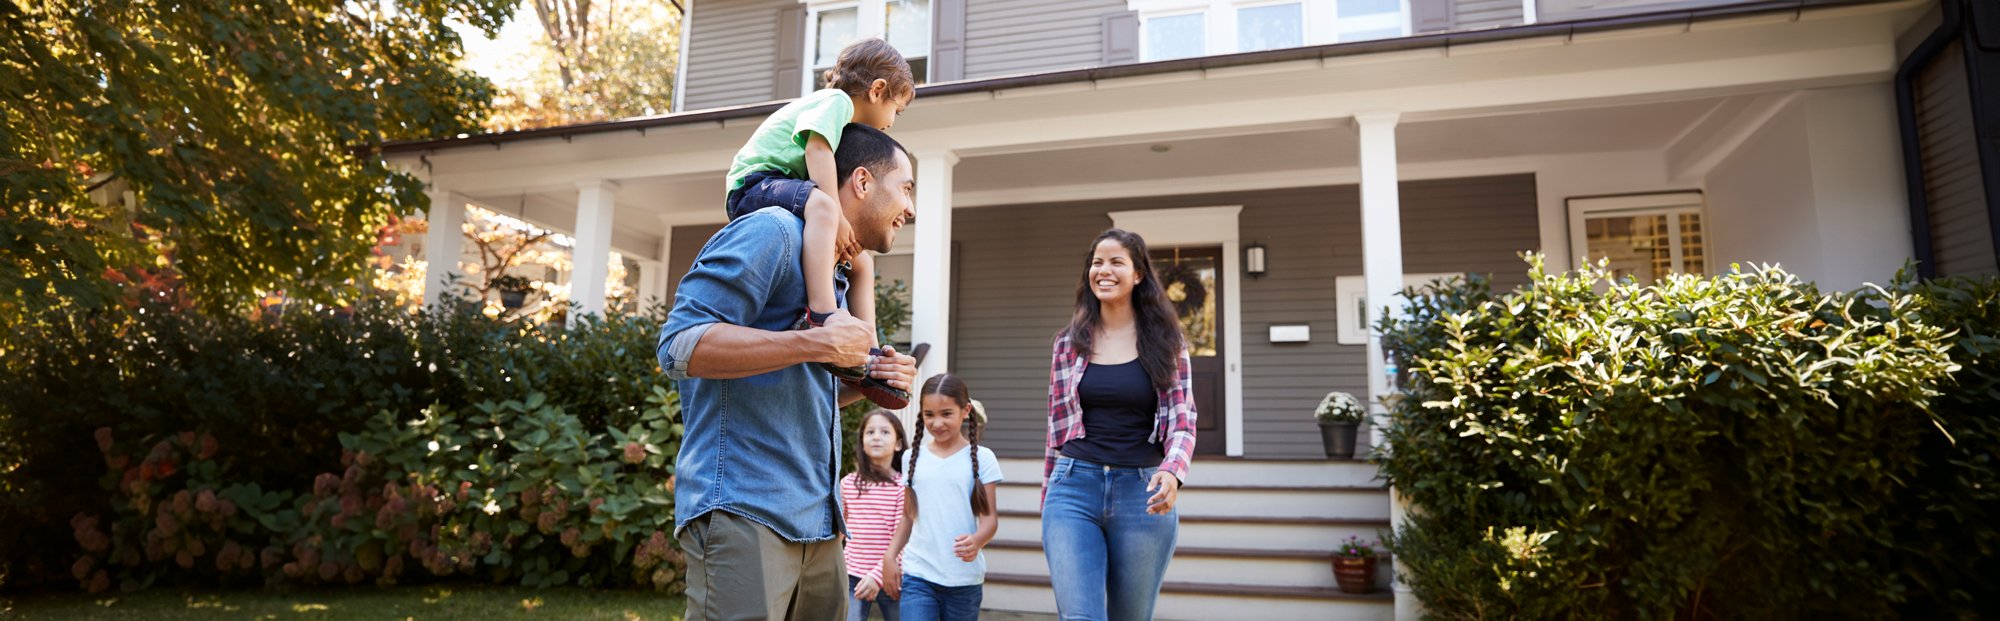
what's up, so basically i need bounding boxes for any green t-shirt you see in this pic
[725,89,855,193]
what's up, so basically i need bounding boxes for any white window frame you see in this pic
[1129,0,1407,60]
[1566,192,1710,280]
[801,0,929,94]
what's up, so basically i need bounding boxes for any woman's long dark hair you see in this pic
[909,374,993,517]
[1059,229,1186,389]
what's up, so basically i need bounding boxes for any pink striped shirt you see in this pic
[841,471,905,584]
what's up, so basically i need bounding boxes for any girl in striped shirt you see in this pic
[843,409,909,621]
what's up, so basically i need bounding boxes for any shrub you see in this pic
[0,295,674,590]
[1377,257,1996,620]
[69,389,684,593]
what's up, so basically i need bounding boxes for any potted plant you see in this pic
[1332,536,1380,594]
[491,274,533,309]
[1315,391,1364,459]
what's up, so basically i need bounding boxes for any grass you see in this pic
[0,584,685,621]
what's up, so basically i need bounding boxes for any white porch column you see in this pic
[421,189,469,309]
[572,179,620,318]
[1357,111,1415,621]
[910,150,959,385]
[636,260,663,310]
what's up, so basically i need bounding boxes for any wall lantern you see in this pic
[1244,242,1268,279]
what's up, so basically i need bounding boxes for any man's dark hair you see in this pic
[835,124,910,188]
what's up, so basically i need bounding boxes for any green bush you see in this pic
[0,296,674,590]
[1377,257,1998,620]
[70,390,684,593]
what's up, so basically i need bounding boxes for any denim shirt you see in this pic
[656,207,847,543]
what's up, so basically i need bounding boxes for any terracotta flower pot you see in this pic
[1332,555,1377,594]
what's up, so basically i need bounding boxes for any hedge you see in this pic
[1377,257,1998,620]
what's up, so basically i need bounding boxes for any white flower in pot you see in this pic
[1314,391,1365,459]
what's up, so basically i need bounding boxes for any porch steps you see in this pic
[979,457,1396,621]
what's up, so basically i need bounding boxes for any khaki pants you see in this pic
[679,510,846,621]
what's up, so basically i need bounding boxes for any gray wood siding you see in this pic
[954,175,1540,459]
[963,0,1128,80]
[683,0,795,111]
[1917,40,1997,277]
[1453,0,1524,30]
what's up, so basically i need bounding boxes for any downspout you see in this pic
[1894,0,1962,280]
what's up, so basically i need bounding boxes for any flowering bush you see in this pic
[1314,391,1365,424]
[1335,536,1379,560]
[68,389,684,594]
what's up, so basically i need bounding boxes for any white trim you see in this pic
[1522,0,1539,24]
[910,150,958,389]
[1566,191,1709,278]
[571,179,621,317]
[1354,111,1401,452]
[1333,273,1460,345]
[422,189,470,309]
[802,0,931,93]
[671,1,693,113]
[1107,206,1247,458]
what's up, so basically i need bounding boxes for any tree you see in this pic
[482,0,681,131]
[1,0,514,322]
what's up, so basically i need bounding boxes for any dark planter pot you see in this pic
[500,289,529,309]
[1333,556,1378,594]
[1319,421,1358,459]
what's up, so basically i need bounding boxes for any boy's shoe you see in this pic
[796,310,911,409]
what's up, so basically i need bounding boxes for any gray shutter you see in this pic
[931,0,967,81]
[774,5,807,99]
[1102,12,1139,65]
[1411,0,1455,34]
[1917,39,1998,276]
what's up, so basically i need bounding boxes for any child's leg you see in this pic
[801,188,843,315]
[849,252,877,328]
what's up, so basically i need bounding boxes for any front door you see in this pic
[1151,246,1226,455]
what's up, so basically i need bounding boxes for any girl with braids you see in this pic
[721,37,916,408]
[843,410,910,621]
[1040,228,1197,621]
[882,374,1002,621]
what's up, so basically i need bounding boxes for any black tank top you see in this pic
[1059,359,1163,468]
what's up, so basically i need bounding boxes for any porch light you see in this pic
[1245,242,1268,279]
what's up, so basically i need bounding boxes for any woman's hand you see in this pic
[1146,471,1180,515]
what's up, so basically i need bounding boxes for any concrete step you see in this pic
[985,539,1394,590]
[996,510,1392,551]
[995,457,1384,488]
[983,572,1394,621]
[996,480,1390,520]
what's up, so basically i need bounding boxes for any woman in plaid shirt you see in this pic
[1040,228,1198,621]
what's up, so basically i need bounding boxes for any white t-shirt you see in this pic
[901,443,1004,587]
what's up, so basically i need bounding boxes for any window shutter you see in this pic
[931,0,967,81]
[1102,12,1138,65]
[1411,0,1455,34]
[775,5,807,99]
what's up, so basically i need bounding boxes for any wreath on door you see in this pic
[1156,261,1208,317]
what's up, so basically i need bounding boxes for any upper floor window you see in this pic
[806,0,930,92]
[1133,0,1409,62]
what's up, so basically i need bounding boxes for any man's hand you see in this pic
[853,575,881,601]
[868,346,918,392]
[818,310,877,368]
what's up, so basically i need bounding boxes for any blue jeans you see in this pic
[726,170,816,221]
[849,574,900,621]
[1040,456,1179,621]
[897,575,982,621]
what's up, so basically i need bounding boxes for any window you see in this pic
[1567,193,1708,284]
[806,0,930,92]
[1237,3,1304,52]
[1131,0,1406,62]
[1144,12,1207,61]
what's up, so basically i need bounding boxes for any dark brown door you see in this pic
[1151,246,1226,455]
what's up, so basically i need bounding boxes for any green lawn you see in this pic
[0,584,685,621]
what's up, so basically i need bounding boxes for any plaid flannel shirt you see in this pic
[1042,332,1198,506]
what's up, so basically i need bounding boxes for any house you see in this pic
[383,0,1999,618]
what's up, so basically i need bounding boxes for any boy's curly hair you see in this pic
[822,38,916,101]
